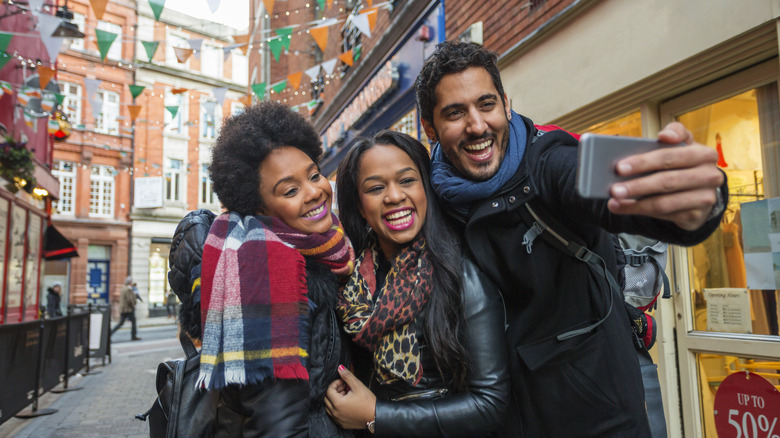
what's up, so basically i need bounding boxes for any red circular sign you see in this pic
[714,371,780,438]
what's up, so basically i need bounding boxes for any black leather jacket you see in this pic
[369,259,510,437]
[168,209,353,438]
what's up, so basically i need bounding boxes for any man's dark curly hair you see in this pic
[209,102,322,215]
[415,41,506,124]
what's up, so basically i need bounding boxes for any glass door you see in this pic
[660,60,780,438]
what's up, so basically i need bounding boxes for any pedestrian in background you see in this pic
[110,276,141,341]
[165,290,176,318]
[46,282,63,318]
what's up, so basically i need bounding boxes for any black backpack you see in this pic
[136,331,219,437]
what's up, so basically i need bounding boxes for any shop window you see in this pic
[94,90,120,135]
[148,244,169,305]
[389,108,420,144]
[52,161,76,215]
[89,165,115,218]
[586,111,642,137]
[61,82,81,126]
[680,85,779,337]
[164,157,184,203]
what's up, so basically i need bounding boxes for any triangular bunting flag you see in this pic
[17,91,31,107]
[149,0,166,21]
[95,28,118,61]
[267,37,283,62]
[0,52,11,70]
[351,12,371,38]
[309,26,329,52]
[0,33,12,53]
[84,78,102,101]
[171,87,188,95]
[54,93,65,105]
[24,111,35,128]
[206,0,220,13]
[0,81,13,96]
[37,66,55,89]
[238,95,252,107]
[89,0,109,19]
[232,34,250,55]
[28,0,44,13]
[354,45,361,61]
[262,0,274,14]
[339,49,354,67]
[128,84,145,99]
[327,0,333,8]
[173,47,194,63]
[271,80,287,94]
[40,98,55,113]
[251,82,266,101]
[316,0,325,10]
[321,58,337,75]
[142,41,159,61]
[290,105,299,112]
[304,65,322,80]
[365,8,378,31]
[203,101,217,117]
[37,14,68,61]
[365,0,372,6]
[128,104,142,121]
[275,27,293,50]
[188,38,203,58]
[287,72,303,90]
[165,105,179,119]
[212,87,227,106]
[23,87,41,99]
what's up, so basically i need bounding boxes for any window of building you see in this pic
[96,20,122,60]
[69,12,86,51]
[200,100,221,140]
[230,101,244,116]
[89,165,114,217]
[164,91,187,135]
[389,108,419,142]
[52,161,76,215]
[166,32,191,69]
[94,90,119,134]
[232,51,248,85]
[164,157,184,202]
[201,43,223,79]
[200,163,217,205]
[136,15,155,61]
[61,82,81,126]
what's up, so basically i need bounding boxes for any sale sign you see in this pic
[714,371,780,438]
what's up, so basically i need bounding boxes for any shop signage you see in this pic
[714,371,780,438]
[704,288,752,333]
[322,61,399,149]
[134,176,164,208]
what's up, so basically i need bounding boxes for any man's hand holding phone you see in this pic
[578,122,725,231]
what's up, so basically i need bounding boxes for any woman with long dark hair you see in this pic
[324,130,509,437]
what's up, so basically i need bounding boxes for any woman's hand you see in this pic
[324,365,377,430]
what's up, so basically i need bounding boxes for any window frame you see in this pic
[89,165,115,218]
[52,161,76,215]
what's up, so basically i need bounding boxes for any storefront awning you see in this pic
[43,225,79,260]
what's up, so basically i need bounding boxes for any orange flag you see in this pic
[365,0,372,6]
[37,66,55,90]
[238,94,252,107]
[173,47,194,63]
[171,87,188,94]
[287,72,303,90]
[232,34,250,55]
[128,104,142,121]
[89,0,109,19]
[262,0,275,14]
[338,50,353,67]
[365,8,378,32]
[309,26,328,52]
[326,0,333,8]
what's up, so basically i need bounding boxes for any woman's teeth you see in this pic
[385,210,412,226]
[304,204,324,218]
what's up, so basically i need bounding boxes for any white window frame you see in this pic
[164,157,185,203]
[199,99,221,140]
[69,12,86,51]
[201,43,223,79]
[96,20,123,60]
[230,101,244,116]
[61,82,81,126]
[52,161,76,215]
[166,31,191,69]
[89,165,115,218]
[232,50,248,85]
[164,91,187,135]
[199,163,218,206]
[95,89,120,135]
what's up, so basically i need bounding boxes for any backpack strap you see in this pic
[519,201,618,341]
[166,359,187,438]
[179,330,198,359]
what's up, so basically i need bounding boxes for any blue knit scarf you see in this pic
[431,110,527,217]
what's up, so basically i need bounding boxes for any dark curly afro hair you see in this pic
[209,101,322,215]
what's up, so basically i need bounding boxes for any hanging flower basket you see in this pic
[0,135,37,194]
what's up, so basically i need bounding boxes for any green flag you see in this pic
[149,0,166,21]
[95,29,117,61]
[165,105,179,119]
[316,0,325,9]
[0,52,10,70]
[142,41,159,60]
[271,80,287,94]
[251,83,266,101]
[267,37,283,62]
[275,27,293,50]
[354,45,361,61]
[0,33,12,54]
[53,93,65,105]
[129,85,146,99]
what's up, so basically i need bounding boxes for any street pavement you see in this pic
[0,316,181,438]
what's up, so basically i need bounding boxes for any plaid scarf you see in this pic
[198,211,355,390]
[337,236,431,385]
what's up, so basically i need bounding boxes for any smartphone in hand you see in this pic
[576,133,673,198]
